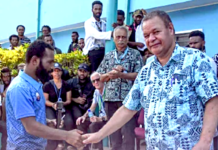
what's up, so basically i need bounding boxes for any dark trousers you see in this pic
[105,101,136,150]
[88,48,105,72]
[89,121,106,150]
[71,105,90,150]
[45,106,74,150]
[0,121,6,150]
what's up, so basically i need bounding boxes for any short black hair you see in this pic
[189,30,205,41]
[72,31,79,37]
[92,1,103,8]
[118,10,125,17]
[9,34,19,41]
[26,40,54,64]
[16,25,25,30]
[41,25,51,32]
[143,10,173,29]
[1,67,10,74]
[43,34,52,40]
[79,38,84,40]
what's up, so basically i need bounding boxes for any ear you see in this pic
[168,22,175,35]
[202,40,205,46]
[30,56,40,66]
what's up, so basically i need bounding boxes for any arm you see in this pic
[85,21,112,40]
[21,117,84,148]
[63,91,71,106]
[192,97,218,149]
[83,106,137,143]
[44,93,55,108]
[119,72,138,81]
[128,41,145,48]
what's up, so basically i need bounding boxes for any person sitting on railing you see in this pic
[43,62,74,150]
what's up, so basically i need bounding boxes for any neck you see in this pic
[158,42,176,66]
[79,78,86,84]
[24,66,38,81]
[94,16,100,22]
[19,35,24,38]
[117,46,127,53]
[53,78,62,84]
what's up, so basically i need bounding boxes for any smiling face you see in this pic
[142,16,175,58]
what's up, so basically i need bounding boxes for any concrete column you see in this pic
[36,0,41,38]
[124,0,131,25]
[105,0,118,54]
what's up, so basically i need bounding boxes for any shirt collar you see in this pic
[19,71,42,91]
[153,44,182,66]
[91,16,102,23]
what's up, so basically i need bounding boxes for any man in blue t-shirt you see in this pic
[6,40,84,150]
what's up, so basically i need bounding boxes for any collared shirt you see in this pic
[213,53,218,77]
[83,16,112,55]
[123,45,218,150]
[68,42,81,53]
[54,47,62,54]
[6,71,47,150]
[135,23,147,51]
[92,87,106,117]
[97,47,143,102]
[19,36,31,45]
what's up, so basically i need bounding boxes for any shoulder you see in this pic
[85,17,93,25]
[43,81,52,88]
[104,50,115,59]
[67,77,78,85]
[128,48,141,57]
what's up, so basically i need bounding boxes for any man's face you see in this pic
[44,36,54,46]
[1,73,11,86]
[17,26,25,36]
[114,29,128,51]
[92,4,102,19]
[117,15,125,26]
[36,48,54,82]
[10,37,19,47]
[42,27,50,36]
[71,33,78,42]
[78,69,89,80]
[78,39,85,49]
[143,17,174,58]
[134,15,143,26]
[189,36,205,51]
[91,74,103,90]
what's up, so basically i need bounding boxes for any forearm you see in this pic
[72,97,79,103]
[46,100,55,107]
[63,100,71,106]
[98,106,137,139]
[100,73,110,82]
[199,97,218,144]
[26,120,67,141]
[120,72,138,81]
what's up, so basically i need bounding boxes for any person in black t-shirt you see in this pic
[43,63,74,150]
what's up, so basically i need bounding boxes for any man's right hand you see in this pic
[66,129,84,148]
[75,97,86,105]
[76,116,86,125]
[112,23,118,28]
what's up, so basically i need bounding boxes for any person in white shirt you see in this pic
[83,1,113,72]
[76,72,106,150]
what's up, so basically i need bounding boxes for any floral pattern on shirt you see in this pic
[213,53,218,77]
[123,45,218,150]
[97,48,143,102]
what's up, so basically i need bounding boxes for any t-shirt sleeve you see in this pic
[92,90,98,104]
[64,81,71,92]
[8,87,36,120]
[193,53,218,105]
[123,70,142,111]
[43,81,52,94]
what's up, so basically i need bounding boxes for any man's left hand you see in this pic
[192,141,211,150]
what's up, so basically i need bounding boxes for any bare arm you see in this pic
[100,73,110,82]
[21,116,85,149]
[128,41,145,48]
[44,93,55,107]
[63,91,72,106]
[119,72,138,81]
[83,106,137,143]
[193,97,218,149]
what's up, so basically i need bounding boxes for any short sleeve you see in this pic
[123,70,142,111]
[92,90,98,104]
[193,53,218,105]
[64,81,71,92]
[213,53,218,77]
[43,81,52,94]
[133,51,144,73]
[8,87,36,120]
[96,56,107,74]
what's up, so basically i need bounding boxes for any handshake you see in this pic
[105,65,125,81]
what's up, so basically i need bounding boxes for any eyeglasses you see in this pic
[92,78,100,83]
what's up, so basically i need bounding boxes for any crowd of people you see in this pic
[1,1,218,150]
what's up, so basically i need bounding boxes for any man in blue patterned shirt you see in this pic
[83,10,218,150]
[6,40,84,150]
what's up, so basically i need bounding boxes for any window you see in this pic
[175,29,203,47]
